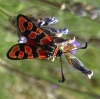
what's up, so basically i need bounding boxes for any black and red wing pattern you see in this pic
[7,43,47,60]
[7,14,57,60]
[17,14,53,46]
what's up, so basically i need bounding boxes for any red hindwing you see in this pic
[17,14,53,46]
[7,43,47,60]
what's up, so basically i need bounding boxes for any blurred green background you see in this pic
[0,0,100,99]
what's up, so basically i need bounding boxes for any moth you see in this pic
[7,14,93,82]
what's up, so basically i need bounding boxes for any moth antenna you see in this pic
[78,42,88,49]
[59,56,65,83]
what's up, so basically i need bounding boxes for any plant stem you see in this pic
[0,6,14,18]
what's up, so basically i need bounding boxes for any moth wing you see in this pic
[17,14,53,45]
[7,43,47,60]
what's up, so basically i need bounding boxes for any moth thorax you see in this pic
[56,50,63,57]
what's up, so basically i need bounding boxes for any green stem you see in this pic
[0,6,14,18]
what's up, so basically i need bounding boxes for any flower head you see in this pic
[69,40,81,55]
[18,36,27,43]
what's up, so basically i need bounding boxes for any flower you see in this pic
[70,40,81,54]
[18,36,27,43]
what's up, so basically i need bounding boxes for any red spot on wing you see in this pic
[19,17,27,33]
[25,46,33,58]
[37,48,46,59]
[28,54,34,58]
[28,31,36,39]
[9,45,20,58]
[41,35,53,45]
[53,47,59,56]
[27,39,37,46]
[36,28,42,35]
[18,51,24,59]
[27,22,33,30]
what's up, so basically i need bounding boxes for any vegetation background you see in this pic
[0,0,100,99]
